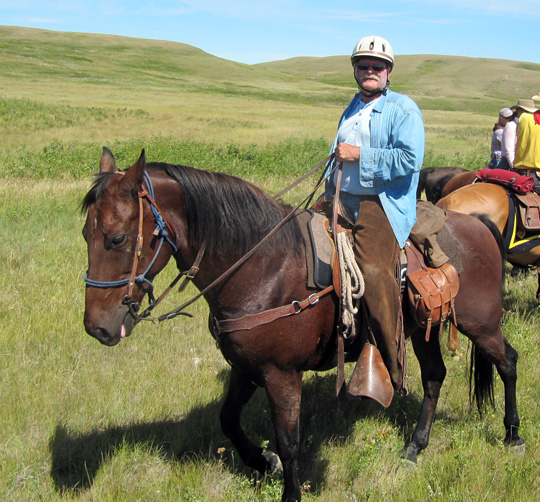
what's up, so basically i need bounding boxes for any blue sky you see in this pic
[2,0,539,65]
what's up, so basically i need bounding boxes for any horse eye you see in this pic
[111,235,127,247]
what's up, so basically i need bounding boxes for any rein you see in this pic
[86,154,340,327]
[150,154,340,324]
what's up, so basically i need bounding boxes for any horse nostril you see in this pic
[91,327,119,346]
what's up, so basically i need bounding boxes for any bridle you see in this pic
[84,154,338,326]
[84,172,200,321]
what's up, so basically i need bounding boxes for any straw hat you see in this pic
[533,93,540,100]
[511,98,538,113]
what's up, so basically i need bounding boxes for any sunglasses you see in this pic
[354,63,387,72]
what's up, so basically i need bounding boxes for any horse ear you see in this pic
[120,149,146,192]
[100,147,117,173]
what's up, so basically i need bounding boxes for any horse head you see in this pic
[82,147,177,345]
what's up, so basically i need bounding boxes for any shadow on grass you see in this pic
[49,368,459,495]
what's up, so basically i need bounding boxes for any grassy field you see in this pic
[2,26,540,501]
[2,25,539,169]
[3,176,540,501]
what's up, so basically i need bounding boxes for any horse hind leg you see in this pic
[478,334,524,447]
[462,320,524,449]
[402,326,447,464]
[219,367,282,475]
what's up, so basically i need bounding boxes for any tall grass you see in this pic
[1,134,491,182]
[0,136,332,181]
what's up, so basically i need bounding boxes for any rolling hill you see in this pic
[1,25,539,114]
[1,25,539,164]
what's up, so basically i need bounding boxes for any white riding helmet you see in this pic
[351,35,394,71]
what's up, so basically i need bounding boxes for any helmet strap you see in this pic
[360,87,384,98]
[355,75,389,98]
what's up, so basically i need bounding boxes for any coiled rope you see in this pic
[336,231,364,335]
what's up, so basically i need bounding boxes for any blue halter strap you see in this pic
[84,172,178,304]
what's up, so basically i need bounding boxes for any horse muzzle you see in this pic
[83,307,136,346]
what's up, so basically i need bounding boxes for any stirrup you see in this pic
[347,342,394,408]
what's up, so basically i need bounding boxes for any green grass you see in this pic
[0,95,148,131]
[2,24,540,502]
[2,176,540,502]
[0,133,491,183]
[0,135,332,181]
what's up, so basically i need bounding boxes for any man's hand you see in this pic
[334,143,360,163]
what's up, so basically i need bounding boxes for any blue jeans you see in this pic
[496,158,511,170]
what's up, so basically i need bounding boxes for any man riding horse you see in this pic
[325,35,425,393]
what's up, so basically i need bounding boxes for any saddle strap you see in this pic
[330,162,347,397]
[214,285,334,333]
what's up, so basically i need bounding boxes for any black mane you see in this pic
[81,171,115,213]
[82,162,305,262]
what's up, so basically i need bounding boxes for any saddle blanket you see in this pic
[297,210,333,289]
[476,168,534,195]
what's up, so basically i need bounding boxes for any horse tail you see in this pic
[468,212,505,414]
[417,166,435,199]
[469,344,495,414]
[429,173,454,203]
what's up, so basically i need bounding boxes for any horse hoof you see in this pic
[400,458,417,471]
[400,444,419,465]
[263,451,283,475]
[510,442,526,456]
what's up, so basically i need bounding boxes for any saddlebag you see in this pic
[514,192,540,232]
[405,243,459,341]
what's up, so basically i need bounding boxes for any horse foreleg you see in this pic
[220,367,281,474]
[403,328,446,464]
[264,369,304,502]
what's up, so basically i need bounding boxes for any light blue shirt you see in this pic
[326,89,425,247]
[333,99,377,195]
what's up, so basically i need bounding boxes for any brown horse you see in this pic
[82,148,523,502]
[417,166,469,201]
[437,182,540,299]
[437,170,478,201]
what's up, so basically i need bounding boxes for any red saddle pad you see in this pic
[476,168,534,195]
